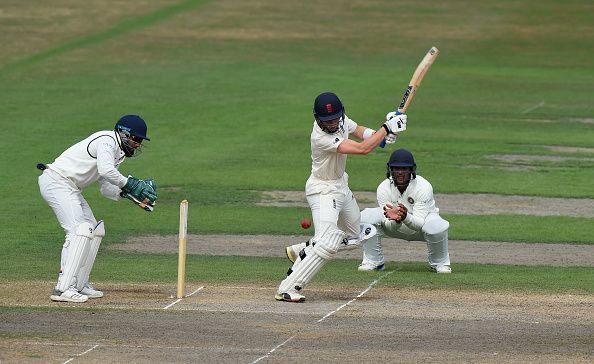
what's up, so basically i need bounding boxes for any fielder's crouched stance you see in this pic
[358,149,451,273]
[276,92,407,303]
[38,115,157,303]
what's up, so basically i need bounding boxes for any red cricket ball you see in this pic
[300,218,311,229]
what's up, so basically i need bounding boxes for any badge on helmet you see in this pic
[313,92,345,134]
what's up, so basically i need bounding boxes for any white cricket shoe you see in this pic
[285,242,307,263]
[80,284,103,298]
[275,289,305,303]
[50,287,88,303]
[431,265,452,274]
[358,262,385,271]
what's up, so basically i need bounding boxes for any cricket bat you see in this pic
[380,46,439,147]
[397,46,440,113]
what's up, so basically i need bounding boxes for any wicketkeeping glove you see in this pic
[121,176,158,212]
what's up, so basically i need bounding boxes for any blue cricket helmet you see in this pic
[115,115,150,141]
[313,92,344,121]
[386,149,417,179]
[387,149,416,168]
[313,92,345,134]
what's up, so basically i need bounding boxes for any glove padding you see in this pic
[121,176,157,212]
[384,133,397,144]
[383,112,407,134]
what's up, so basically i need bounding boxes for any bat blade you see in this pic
[397,46,439,114]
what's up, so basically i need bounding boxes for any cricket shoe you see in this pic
[431,265,452,274]
[285,242,307,263]
[275,289,305,303]
[80,284,103,298]
[50,287,88,303]
[357,262,385,271]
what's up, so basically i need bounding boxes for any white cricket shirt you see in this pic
[376,175,439,230]
[306,115,358,195]
[47,130,128,191]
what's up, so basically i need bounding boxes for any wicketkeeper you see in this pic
[38,115,157,303]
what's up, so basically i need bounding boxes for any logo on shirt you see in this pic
[333,199,336,209]
[408,197,415,204]
[334,138,340,143]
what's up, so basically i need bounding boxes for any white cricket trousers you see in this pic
[38,170,97,268]
[360,207,450,267]
[307,187,360,243]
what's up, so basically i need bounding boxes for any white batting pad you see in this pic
[278,248,326,294]
[278,229,346,293]
[340,223,377,251]
[286,241,308,264]
[76,220,105,291]
[57,222,93,292]
[315,228,347,258]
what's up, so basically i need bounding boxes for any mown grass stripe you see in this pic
[0,0,211,75]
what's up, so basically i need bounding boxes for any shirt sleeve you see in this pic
[96,137,128,188]
[343,115,358,133]
[98,177,122,201]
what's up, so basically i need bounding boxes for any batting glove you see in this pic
[383,112,407,134]
[384,133,397,144]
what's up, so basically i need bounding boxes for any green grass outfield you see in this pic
[0,0,592,294]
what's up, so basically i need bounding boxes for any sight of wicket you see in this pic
[177,200,188,298]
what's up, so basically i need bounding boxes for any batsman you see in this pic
[38,115,157,303]
[275,92,407,303]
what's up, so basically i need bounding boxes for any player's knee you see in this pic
[312,243,335,260]
[360,207,383,225]
[76,222,95,239]
[422,214,449,236]
[93,220,105,238]
[313,229,346,259]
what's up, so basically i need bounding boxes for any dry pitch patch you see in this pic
[118,234,594,268]
[255,190,594,217]
[1,282,593,363]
